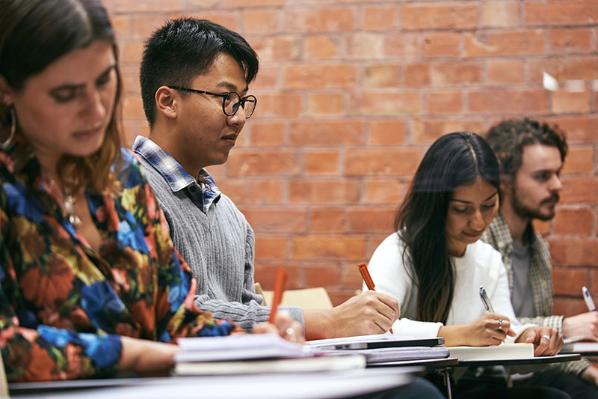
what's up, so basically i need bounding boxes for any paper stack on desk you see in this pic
[175,333,365,375]
[448,342,534,361]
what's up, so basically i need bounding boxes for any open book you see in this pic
[448,343,534,361]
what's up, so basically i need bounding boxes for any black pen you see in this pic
[479,286,495,313]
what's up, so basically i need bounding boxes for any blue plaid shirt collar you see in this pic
[132,135,221,212]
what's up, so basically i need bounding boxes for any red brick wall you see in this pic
[106,0,598,311]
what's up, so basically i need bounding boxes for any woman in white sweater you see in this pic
[368,132,568,398]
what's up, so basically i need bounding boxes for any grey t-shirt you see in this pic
[511,241,535,318]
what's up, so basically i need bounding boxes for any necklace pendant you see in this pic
[63,194,81,226]
[68,214,81,226]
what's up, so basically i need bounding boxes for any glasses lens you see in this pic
[242,96,257,119]
[223,92,241,116]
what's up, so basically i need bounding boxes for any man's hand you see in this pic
[516,326,563,356]
[253,311,304,343]
[304,291,399,339]
[581,365,598,385]
[563,312,598,341]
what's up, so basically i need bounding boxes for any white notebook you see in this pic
[448,343,534,361]
[176,333,310,363]
[308,333,443,350]
[175,354,366,376]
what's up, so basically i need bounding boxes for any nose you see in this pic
[227,105,247,127]
[549,174,563,192]
[469,209,485,231]
[81,88,107,124]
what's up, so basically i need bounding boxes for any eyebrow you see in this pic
[216,81,248,94]
[49,64,116,92]
[450,191,499,204]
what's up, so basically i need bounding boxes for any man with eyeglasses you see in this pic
[131,18,401,341]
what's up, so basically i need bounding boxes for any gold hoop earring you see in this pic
[1,107,16,150]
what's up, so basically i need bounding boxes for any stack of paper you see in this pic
[175,334,366,376]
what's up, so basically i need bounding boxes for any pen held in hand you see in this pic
[479,286,495,313]
[268,267,288,323]
[358,263,375,290]
[582,286,596,312]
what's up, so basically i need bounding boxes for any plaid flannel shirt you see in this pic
[482,213,590,376]
[132,136,221,214]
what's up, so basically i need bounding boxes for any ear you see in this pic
[155,86,178,120]
[0,75,15,105]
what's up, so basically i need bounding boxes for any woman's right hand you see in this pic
[119,336,179,376]
[439,313,516,346]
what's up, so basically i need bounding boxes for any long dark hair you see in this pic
[0,0,122,194]
[394,132,500,323]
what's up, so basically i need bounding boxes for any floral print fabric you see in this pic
[0,144,234,382]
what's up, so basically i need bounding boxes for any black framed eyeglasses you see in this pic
[168,86,257,119]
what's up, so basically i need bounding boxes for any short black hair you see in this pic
[140,18,259,126]
[485,118,568,182]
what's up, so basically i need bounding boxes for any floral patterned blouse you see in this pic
[0,143,235,382]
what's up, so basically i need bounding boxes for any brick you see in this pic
[284,64,357,89]
[553,208,594,236]
[120,65,140,94]
[243,9,279,34]
[111,15,131,41]
[304,264,341,288]
[109,0,184,12]
[553,266,589,296]
[310,208,348,233]
[188,12,240,31]
[272,36,301,61]
[426,90,463,114]
[533,219,551,236]
[422,33,461,58]
[227,151,298,176]
[245,180,286,205]
[468,89,549,114]
[383,32,420,59]
[255,236,289,259]
[256,93,301,118]
[553,298,588,317]
[250,122,285,147]
[480,1,520,28]
[525,1,598,26]
[347,207,396,233]
[412,119,485,144]
[368,121,407,145]
[548,28,593,53]
[363,64,401,88]
[365,234,395,261]
[217,0,284,7]
[251,66,278,89]
[307,92,345,116]
[214,178,245,202]
[363,6,398,31]
[328,290,358,306]
[589,272,598,298]
[430,62,482,86]
[285,8,355,33]
[345,148,422,176]
[254,263,303,290]
[303,150,340,176]
[364,179,403,205]
[351,92,421,116]
[546,116,598,143]
[560,177,598,203]
[463,30,544,58]
[304,35,340,60]
[486,60,525,85]
[550,238,598,266]
[289,180,360,204]
[404,64,430,87]
[399,3,478,30]
[529,57,598,82]
[292,235,366,260]
[289,121,364,146]
[562,147,594,174]
[122,96,145,120]
[243,207,307,233]
[348,33,384,59]
[341,262,366,289]
[552,91,591,114]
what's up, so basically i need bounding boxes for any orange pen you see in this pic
[358,263,394,333]
[358,263,376,290]
[268,267,288,323]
